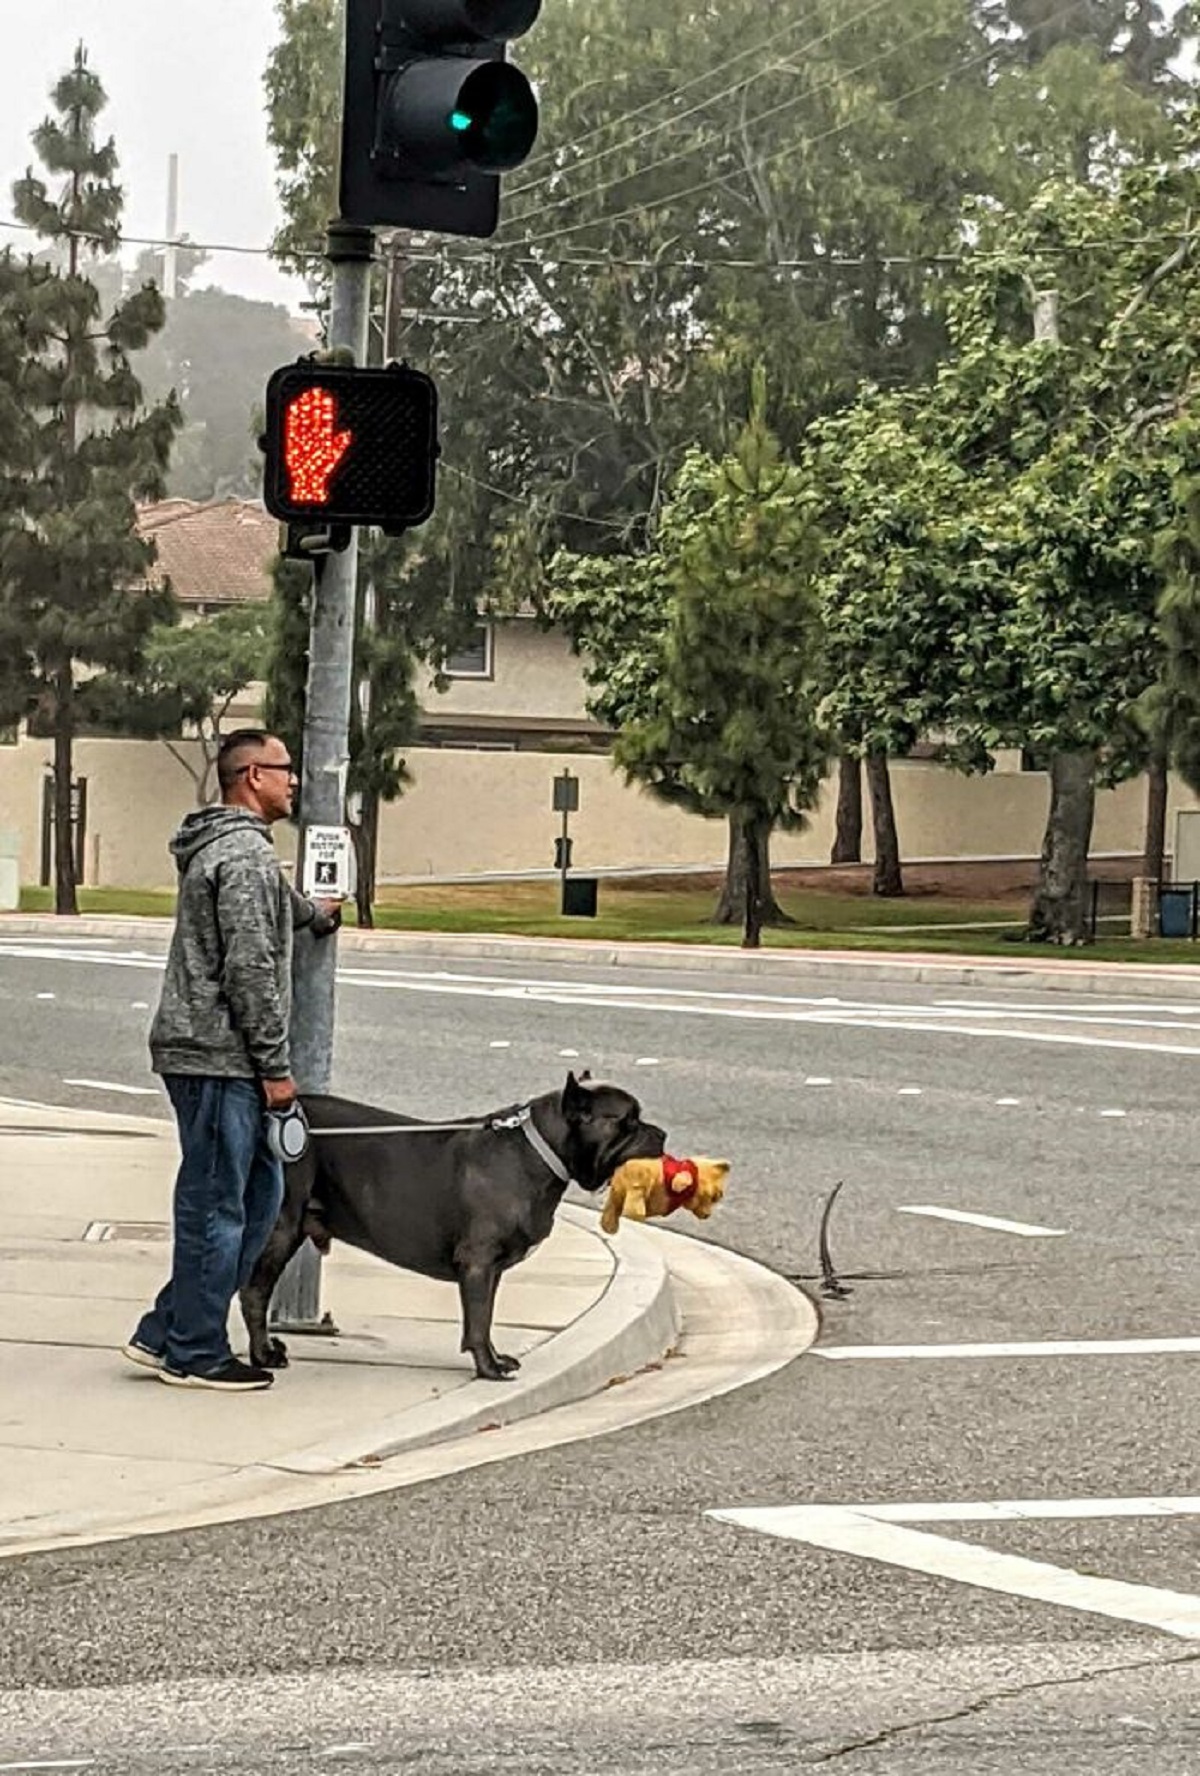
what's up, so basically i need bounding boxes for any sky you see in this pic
[0,0,308,313]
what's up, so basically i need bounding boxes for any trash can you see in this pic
[1159,884,1195,939]
[561,876,598,918]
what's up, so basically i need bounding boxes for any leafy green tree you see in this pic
[1144,424,1200,813]
[0,50,180,913]
[135,605,275,805]
[814,150,1199,941]
[550,375,828,943]
[809,387,1011,896]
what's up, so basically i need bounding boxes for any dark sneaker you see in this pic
[159,1357,274,1392]
[122,1338,165,1373]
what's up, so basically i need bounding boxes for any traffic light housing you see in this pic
[340,0,542,237]
[261,361,439,534]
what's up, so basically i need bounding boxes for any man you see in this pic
[125,730,340,1392]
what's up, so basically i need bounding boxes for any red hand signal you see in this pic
[284,387,353,506]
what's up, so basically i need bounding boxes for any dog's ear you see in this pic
[562,1071,593,1121]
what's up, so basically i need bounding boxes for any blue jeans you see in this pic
[134,1076,284,1375]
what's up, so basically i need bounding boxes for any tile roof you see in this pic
[136,498,278,606]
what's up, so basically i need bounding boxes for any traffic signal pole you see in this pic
[269,222,374,1334]
[265,0,544,1332]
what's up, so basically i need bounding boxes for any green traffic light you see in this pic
[450,110,472,132]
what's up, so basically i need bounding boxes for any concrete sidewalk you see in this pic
[0,1097,697,1556]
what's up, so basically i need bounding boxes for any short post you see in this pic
[1130,876,1153,941]
[553,769,579,912]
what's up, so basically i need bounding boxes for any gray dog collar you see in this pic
[492,1106,574,1187]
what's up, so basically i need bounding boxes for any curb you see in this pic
[0,1222,815,1559]
[0,1201,679,1556]
[266,1205,680,1476]
[4,912,1200,1000]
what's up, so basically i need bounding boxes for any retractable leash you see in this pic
[265,1101,575,1185]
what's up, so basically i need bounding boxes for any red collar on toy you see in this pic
[662,1154,699,1211]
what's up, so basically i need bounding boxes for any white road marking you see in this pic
[897,1086,923,1097]
[35,992,54,1001]
[1100,1108,1128,1118]
[635,1056,659,1066]
[559,1048,579,1057]
[841,1496,1200,1524]
[816,1336,1200,1360]
[11,946,1200,1058]
[130,1001,149,1011]
[995,1097,1021,1106]
[804,1076,833,1087]
[62,1079,159,1097]
[897,1205,1066,1238]
[708,1498,1200,1639]
[488,1040,510,1049]
[0,1763,97,1772]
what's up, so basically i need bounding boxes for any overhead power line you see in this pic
[508,0,895,204]
[502,7,965,240]
[504,0,1089,253]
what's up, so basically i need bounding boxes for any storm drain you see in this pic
[83,1221,170,1243]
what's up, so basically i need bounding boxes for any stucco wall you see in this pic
[0,734,1189,891]
[418,619,591,722]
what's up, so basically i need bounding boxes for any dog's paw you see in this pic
[260,1336,290,1370]
[473,1350,520,1381]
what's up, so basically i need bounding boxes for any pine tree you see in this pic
[617,372,830,948]
[0,49,180,912]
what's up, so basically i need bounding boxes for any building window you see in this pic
[444,622,493,680]
[0,722,16,745]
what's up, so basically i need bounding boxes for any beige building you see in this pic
[0,499,1191,889]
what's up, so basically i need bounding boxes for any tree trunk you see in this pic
[1142,750,1168,884]
[742,815,764,949]
[352,788,380,930]
[712,815,792,927]
[831,755,863,865]
[866,752,904,897]
[52,666,78,916]
[1028,750,1097,945]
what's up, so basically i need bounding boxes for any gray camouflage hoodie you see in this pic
[150,805,329,1081]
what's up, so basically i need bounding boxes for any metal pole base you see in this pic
[267,1237,340,1335]
[269,1310,342,1338]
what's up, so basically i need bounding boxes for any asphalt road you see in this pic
[0,932,1197,1772]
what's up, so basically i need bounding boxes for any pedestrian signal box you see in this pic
[262,361,439,533]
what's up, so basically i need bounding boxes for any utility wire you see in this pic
[2,214,1180,276]
[505,0,1088,252]
[508,0,895,203]
[503,7,957,238]
[512,4,887,185]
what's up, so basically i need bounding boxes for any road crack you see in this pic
[803,1647,1200,1764]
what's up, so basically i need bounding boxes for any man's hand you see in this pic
[315,898,343,920]
[263,1076,298,1110]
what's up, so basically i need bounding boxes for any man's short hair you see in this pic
[217,729,273,795]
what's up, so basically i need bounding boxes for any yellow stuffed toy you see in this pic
[601,1155,730,1235]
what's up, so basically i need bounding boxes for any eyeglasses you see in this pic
[238,762,297,777]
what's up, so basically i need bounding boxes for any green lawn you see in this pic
[14,877,1200,965]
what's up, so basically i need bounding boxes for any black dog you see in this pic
[241,1073,665,1381]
